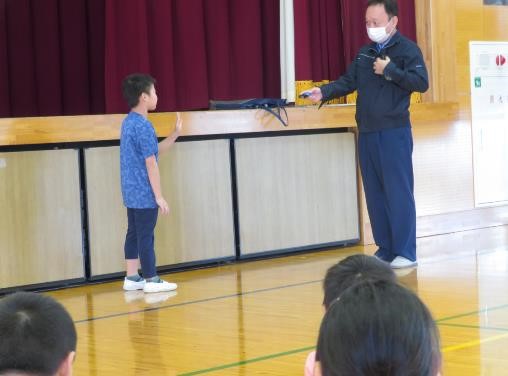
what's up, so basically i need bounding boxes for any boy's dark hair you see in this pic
[323,254,396,308]
[0,292,77,376]
[367,0,398,18]
[121,73,156,109]
[317,280,441,376]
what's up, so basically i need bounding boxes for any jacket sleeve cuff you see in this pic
[320,83,333,101]
[383,62,401,82]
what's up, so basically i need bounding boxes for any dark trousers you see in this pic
[124,208,159,278]
[358,127,416,262]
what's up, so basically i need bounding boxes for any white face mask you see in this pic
[367,20,393,44]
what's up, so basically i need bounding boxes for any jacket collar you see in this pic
[368,30,401,54]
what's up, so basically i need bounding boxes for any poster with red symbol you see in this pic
[470,41,508,206]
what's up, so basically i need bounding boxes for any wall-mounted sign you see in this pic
[470,41,508,206]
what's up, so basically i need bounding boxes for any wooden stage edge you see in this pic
[0,102,461,146]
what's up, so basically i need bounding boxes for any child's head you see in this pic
[317,280,441,376]
[0,292,77,376]
[121,73,157,110]
[323,254,396,309]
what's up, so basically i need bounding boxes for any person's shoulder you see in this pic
[395,32,420,51]
[125,113,152,130]
[122,112,140,127]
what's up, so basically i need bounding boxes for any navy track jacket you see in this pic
[320,31,429,133]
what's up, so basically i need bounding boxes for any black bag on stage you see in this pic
[209,98,288,127]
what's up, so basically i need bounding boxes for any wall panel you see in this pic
[85,140,235,277]
[235,133,359,255]
[0,150,83,288]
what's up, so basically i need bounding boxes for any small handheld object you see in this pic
[299,91,312,99]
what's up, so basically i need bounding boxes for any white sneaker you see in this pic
[123,277,146,291]
[390,256,417,269]
[143,279,178,293]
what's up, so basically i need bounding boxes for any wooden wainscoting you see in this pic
[85,140,235,277]
[235,132,359,255]
[0,149,84,289]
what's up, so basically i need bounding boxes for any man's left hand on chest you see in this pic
[373,56,391,75]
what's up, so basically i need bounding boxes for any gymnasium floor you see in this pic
[45,225,508,375]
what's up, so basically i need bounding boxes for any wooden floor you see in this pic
[41,225,508,375]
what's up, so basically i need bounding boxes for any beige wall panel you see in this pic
[0,150,83,289]
[235,133,359,255]
[413,116,474,216]
[156,140,235,265]
[85,147,127,276]
[85,141,235,277]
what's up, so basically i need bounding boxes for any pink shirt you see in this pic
[305,350,316,376]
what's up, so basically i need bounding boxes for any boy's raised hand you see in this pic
[175,112,183,134]
[158,112,182,154]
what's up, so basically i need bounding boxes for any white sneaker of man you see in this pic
[390,256,417,269]
[143,278,178,293]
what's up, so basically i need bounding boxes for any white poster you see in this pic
[470,41,508,206]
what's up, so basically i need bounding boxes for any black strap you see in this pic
[260,104,289,127]
[209,98,289,127]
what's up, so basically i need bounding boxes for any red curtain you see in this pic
[340,0,369,68]
[0,0,104,117]
[397,0,417,43]
[0,0,279,117]
[104,0,280,113]
[294,0,345,82]
[295,0,417,82]
[0,1,415,117]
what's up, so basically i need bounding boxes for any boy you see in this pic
[0,292,77,376]
[315,280,441,376]
[305,254,396,376]
[120,73,182,293]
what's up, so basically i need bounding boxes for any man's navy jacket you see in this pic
[320,31,429,133]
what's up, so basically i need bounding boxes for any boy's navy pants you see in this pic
[358,126,417,262]
[124,208,159,278]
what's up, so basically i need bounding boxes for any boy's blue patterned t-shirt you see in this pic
[120,112,159,208]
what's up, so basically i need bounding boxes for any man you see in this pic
[304,0,428,268]
[0,292,76,376]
